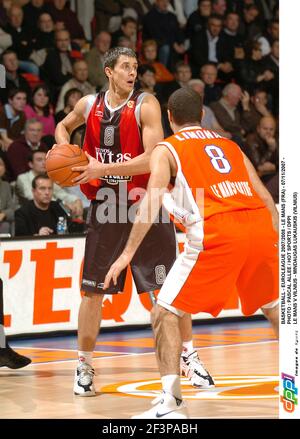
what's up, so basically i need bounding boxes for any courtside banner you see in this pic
[0,234,248,336]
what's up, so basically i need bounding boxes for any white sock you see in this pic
[182,340,194,355]
[161,374,182,400]
[78,351,93,366]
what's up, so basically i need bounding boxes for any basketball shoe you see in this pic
[132,391,189,419]
[73,362,96,396]
[0,345,31,369]
[181,350,215,388]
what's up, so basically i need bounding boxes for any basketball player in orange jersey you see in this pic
[54,47,213,397]
[103,87,279,418]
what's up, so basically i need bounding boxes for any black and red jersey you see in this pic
[81,89,150,201]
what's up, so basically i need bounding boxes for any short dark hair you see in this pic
[28,148,47,163]
[121,16,137,26]
[138,64,156,76]
[8,88,27,100]
[103,47,137,70]
[208,13,223,22]
[168,87,203,126]
[0,49,17,64]
[32,173,51,189]
[174,61,191,73]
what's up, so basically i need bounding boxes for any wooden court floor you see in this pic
[0,320,278,419]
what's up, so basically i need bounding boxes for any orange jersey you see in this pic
[160,126,265,220]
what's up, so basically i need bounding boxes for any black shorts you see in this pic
[81,200,177,294]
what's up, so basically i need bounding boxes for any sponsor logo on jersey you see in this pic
[82,279,96,287]
[127,100,134,109]
[100,175,132,185]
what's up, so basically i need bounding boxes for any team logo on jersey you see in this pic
[127,100,134,109]
[101,375,279,401]
[95,110,103,117]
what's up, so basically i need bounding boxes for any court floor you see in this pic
[0,319,278,419]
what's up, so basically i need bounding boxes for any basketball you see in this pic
[45,144,89,187]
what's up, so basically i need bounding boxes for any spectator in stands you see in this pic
[112,16,137,50]
[212,0,227,16]
[33,13,55,51]
[0,0,11,28]
[238,40,271,94]
[140,40,174,83]
[0,155,15,234]
[85,31,111,90]
[54,88,85,148]
[55,88,83,124]
[94,0,122,34]
[4,5,38,75]
[200,63,222,105]
[239,4,262,43]
[116,35,132,48]
[23,0,47,32]
[24,85,55,137]
[5,118,48,181]
[55,60,95,114]
[0,88,27,151]
[261,39,278,114]
[210,83,253,143]
[16,149,83,218]
[222,12,245,64]
[0,27,12,55]
[45,0,85,47]
[137,64,161,98]
[142,0,185,69]
[41,29,78,98]
[244,115,278,182]
[257,19,279,56]
[15,174,69,236]
[188,78,231,138]
[0,49,31,104]
[162,61,193,103]
[186,0,212,41]
[189,14,234,79]
[246,88,273,133]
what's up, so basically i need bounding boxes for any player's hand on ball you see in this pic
[71,152,106,184]
[103,253,132,290]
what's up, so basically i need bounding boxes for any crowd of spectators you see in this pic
[0,0,279,237]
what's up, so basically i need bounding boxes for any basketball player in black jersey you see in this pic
[54,47,214,397]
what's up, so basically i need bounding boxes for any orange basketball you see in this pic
[46,144,89,187]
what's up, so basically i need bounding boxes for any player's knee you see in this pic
[261,301,278,321]
[151,304,169,328]
[82,291,104,304]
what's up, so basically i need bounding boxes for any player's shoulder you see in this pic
[139,92,160,107]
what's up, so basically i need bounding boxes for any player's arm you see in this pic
[103,145,175,289]
[242,152,279,233]
[72,94,164,184]
[54,96,89,144]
